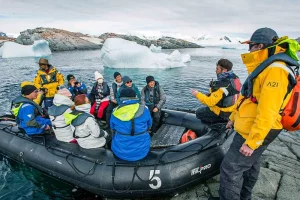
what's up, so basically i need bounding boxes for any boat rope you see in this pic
[111,124,228,192]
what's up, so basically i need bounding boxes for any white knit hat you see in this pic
[94,71,103,80]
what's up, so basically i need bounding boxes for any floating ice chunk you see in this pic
[32,40,52,58]
[0,40,52,58]
[149,44,162,53]
[221,44,248,50]
[100,38,191,69]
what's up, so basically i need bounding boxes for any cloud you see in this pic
[1,0,300,38]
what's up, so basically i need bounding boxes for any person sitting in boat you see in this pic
[110,88,152,161]
[66,74,87,101]
[65,94,108,149]
[116,76,141,105]
[48,88,77,143]
[141,76,166,134]
[105,71,123,129]
[191,59,241,123]
[20,81,44,106]
[33,58,65,110]
[11,82,52,135]
[89,71,110,120]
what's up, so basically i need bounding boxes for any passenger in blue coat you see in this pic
[11,82,52,135]
[67,74,87,100]
[116,76,141,104]
[110,88,152,161]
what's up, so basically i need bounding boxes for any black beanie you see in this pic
[114,72,121,79]
[67,74,75,81]
[146,76,155,84]
[120,88,136,98]
[21,85,37,95]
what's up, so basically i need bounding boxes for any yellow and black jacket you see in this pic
[230,44,299,150]
[34,66,64,98]
[195,73,241,118]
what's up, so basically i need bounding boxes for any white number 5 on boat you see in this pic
[149,170,162,189]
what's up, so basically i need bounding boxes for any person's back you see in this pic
[110,88,152,161]
[48,89,75,143]
[11,82,51,135]
[67,94,107,149]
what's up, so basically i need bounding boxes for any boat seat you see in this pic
[151,124,186,148]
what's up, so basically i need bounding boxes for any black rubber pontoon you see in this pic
[0,109,234,198]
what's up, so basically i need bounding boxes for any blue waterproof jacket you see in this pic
[67,82,87,100]
[110,99,152,161]
[12,96,51,135]
[116,83,141,104]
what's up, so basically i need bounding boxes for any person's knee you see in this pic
[196,107,209,120]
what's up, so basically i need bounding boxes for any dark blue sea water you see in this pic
[0,47,248,199]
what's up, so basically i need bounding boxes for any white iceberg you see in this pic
[0,40,52,58]
[100,38,191,69]
[149,44,162,53]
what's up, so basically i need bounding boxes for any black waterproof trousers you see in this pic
[219,130,281,200]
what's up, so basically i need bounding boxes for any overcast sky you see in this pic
[1,0,299,38]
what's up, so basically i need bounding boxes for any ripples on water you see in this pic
[0,47,249,199]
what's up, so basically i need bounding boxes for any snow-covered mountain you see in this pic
[127,32,247,49]
[181,34,245,46]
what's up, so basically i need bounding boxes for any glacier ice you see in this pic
[221,44,248,50]
[149,44,162,53]
[100,38,191,69]
[0,40,52,58]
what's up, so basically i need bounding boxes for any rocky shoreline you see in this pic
[161,131,300,200]
[99,32,202,49]
[1,27,202,52]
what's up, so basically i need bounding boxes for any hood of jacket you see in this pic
[53,94,74,106]
[75,103,91,113]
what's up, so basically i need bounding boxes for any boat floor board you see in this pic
[151,124,186,148]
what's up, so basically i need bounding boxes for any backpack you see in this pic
[281,75,300,131]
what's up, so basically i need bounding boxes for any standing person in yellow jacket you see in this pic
[214,28,300,200]
[191,59,241,123]
[34,58,64,110]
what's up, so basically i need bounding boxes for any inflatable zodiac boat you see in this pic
[0,109,234,198]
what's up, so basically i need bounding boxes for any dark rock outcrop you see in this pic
[16,27,102,51]
[99,33,203,49]
[0,32,7,37]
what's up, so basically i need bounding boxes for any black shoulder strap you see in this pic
[130,118,135,136]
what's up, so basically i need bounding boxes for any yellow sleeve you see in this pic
[245,67,290,150]
[195,89,223,107]
[33,73,41,89]
[56,70,65,86]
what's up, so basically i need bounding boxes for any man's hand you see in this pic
[239,144,254,156]
[75,82,81,87]
[226,121,234,129]
[190,88,199,97]
[112,99,117,104]
[45,125,50,130]
[153,108,158,112]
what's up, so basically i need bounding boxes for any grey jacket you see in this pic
[141,82,166,109]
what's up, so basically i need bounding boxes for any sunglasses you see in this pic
[126,80,132,84]
[34,90,39,93]
[249,43,259,50]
